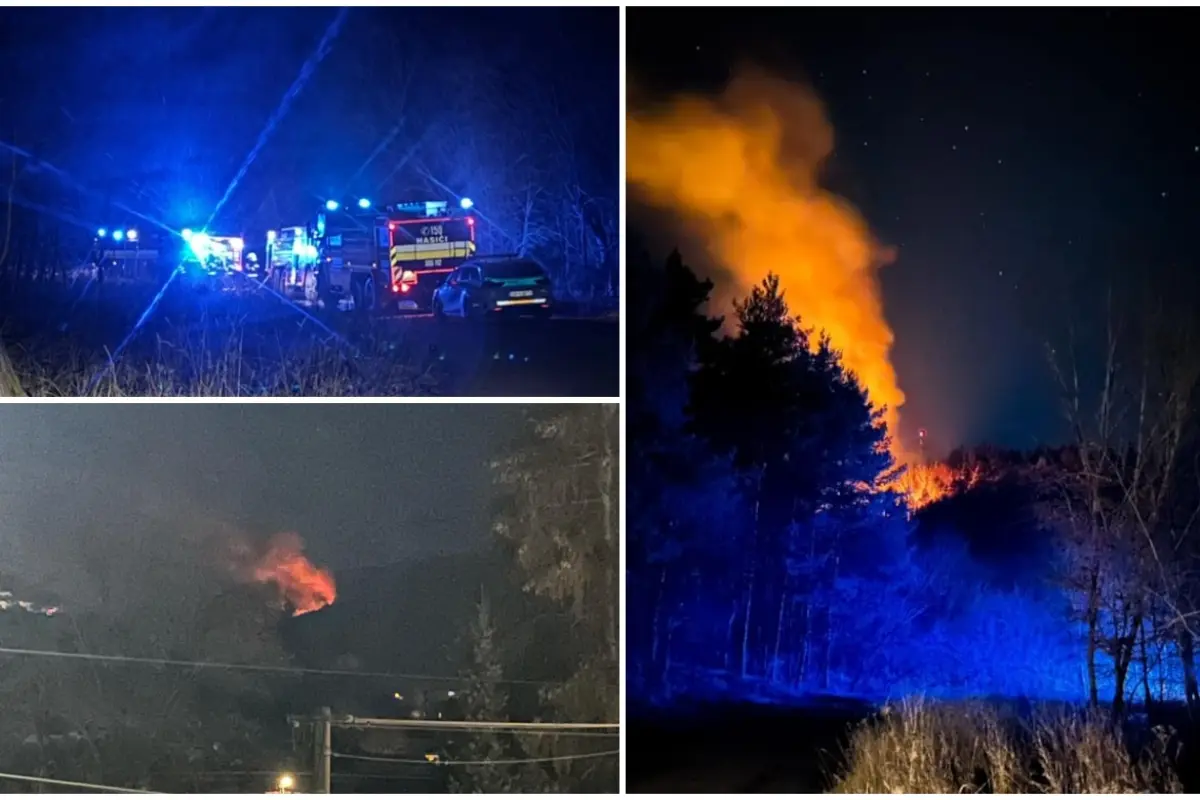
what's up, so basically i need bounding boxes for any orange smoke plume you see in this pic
[628,67,907,456]
[248,533,337,616]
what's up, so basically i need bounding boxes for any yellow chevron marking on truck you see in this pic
[389,241,475,267]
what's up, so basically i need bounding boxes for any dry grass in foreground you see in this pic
[833,698,1182,793]
[0,321,438,397]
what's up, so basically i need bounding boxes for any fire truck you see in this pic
[265,225,320,302]
[90,226,162,283]
[178,228,255,288]
[268,198,477,313]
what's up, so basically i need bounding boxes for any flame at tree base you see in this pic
[889,460,982,512]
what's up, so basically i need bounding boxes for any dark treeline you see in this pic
[628,244,1200,715]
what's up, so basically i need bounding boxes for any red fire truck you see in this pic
[268,198,477,313]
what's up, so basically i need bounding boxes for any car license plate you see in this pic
[397,300,419,310]
[510,290,534,298]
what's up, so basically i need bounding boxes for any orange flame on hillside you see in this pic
[249,533,337,616]
[628,67,906,451]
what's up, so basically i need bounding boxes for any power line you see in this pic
[329,716,619,733]
[0,645,570,689]
[332,750,620,767]
[0,770,158,794]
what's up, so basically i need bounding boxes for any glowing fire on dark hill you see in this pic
[232,532,336,616]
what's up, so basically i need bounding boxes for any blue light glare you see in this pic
[181,228,194,242]
[97,228,107,238]
[267,229,277,243]
[112,230,124,242]
[189,232,211,258]
[460,197,474,210]
[325,200,340,211]
[126,229,138,242]
[357,198,371,209]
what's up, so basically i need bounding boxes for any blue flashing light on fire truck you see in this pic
[89,226,159,282]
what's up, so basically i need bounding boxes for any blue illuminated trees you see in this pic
[629,247,915,701]
[688,272,904,689]
[1039,301,1200,717]
[627,244,742,696]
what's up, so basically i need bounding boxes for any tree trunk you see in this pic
[1086,570,1100,709]
[1113,656,1129,720]
[771,577,788,684]
[725,601,738,673]
[598,408,618,666]
[740,467,765,679]
[740,576,755,679]
[1181,628,1200,709]
[650,565,668,687]
[1138,616,1153,711]
[823,528,844,692]
[1112,614,1142,721]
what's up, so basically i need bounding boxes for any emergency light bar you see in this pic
[97,228,139,241]
[385,201,450,218]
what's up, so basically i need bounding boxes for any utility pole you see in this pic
[285,707,620,794]
[313,707,332,794]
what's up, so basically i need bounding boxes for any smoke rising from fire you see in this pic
[233,532,336,616]
[628,67,907,453]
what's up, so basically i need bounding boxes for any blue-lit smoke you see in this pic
[205,7,350,229]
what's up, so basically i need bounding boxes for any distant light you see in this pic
[446,690,456,698]
[97,227,107,238]
[267,229,277,243]
[459,197,473,210]
[181,228,194,242]
[277,773,295,792]
[112,230,124,242]
[466,216,475,227]
[230,237,244,250]
[325,200,340,211]
[357,197,371,209]
[126,229,138,242]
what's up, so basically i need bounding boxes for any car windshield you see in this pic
[485,260,545,280]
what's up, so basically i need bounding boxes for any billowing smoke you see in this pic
[231,532,337,616]
[628,66,907,452]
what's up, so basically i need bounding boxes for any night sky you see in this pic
[0,6,616,232]
[628,8,1199,452]
[0,404,521,595]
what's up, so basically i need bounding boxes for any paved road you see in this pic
[373,314,617,396]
